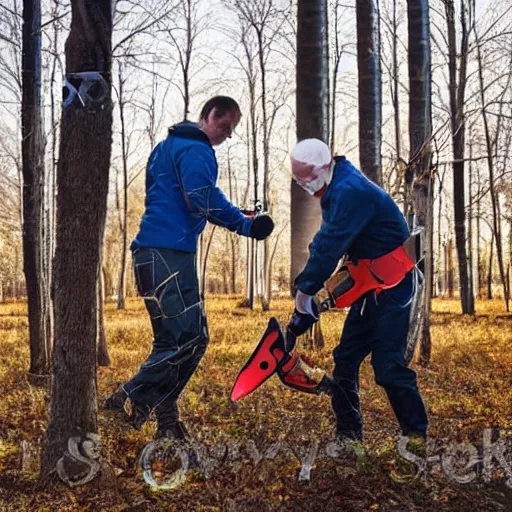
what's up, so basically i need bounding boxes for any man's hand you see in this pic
[295,290,319,318]
[285,310,317,352]
[287,308,318,337]
[249,214,274,240]
[285,291,319,352]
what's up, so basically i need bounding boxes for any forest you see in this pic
[0,0,510,510]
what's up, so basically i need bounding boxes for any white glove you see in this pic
[295,290,319,320]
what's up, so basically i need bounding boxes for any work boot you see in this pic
[155,421,190,441]
[128,403,151,431]
[154,401,190,441]
[103,386,128,413]
[391,432,427,483]
[334,436,370,473]
[103,386,150,431]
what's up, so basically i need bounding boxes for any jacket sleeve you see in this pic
[178,144,252,236]
[295,190,376,295]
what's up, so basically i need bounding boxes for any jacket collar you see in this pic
[168,121,211,146]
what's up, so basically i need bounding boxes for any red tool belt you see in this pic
[321,237,418,310]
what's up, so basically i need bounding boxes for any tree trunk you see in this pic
[508,219,512,305]
[40,0,113,481]
[246,237,254,306]
[97,263,110,367]
[249,86,258,308]
[356,0,382,185]
[447,238,454,298]
[41,0,62,381]
[116,63,128,310]
[229,235,237,294]
[50,0,60,272]
[256,26,271,310]
[476,27,510,312]
[14,247,20,300]
[22,0,49,379]
[443,242,448,296]
[292,0,329,288]
[183,0,192,119]
[329,1,343,153]
[392,0,402,179]
[436,167,444,295]
[445,0,474,314]
[261,237,271,311]
[201,227,216,299]
[487,236,494,300]
[227,150,237,294]
[407,0,433,366]
[476,164,482,297]
[468,134,474,304]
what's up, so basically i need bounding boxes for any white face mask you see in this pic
[294,163,334,197]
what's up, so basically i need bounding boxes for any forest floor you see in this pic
[0,296,511,511]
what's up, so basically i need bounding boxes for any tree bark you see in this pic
[476,28,510,312]
[445,0,474,314]
[22,0,49,379]
[116,62,128,310]
[292,0,329,289]
[476,163,483,297]
[468,133,474,304]
[436,167,445,295]
[443,241,447,296]
[41,0,113,480]
[447,238,454,297]
[329,1,343,153]
[407,0,433,366]
[183,0,192,119]
[201,226,216,299]
[392,0,402,177]
[226,149,237,294]
[247,55,258,308]
[487,235,494,300]
[97,263,110,367]
[256,24,271,311]
[356,0,382,185]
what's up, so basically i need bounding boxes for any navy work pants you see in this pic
[331,270,428,440]
[123,247,208,419]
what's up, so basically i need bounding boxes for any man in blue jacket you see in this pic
[287,138,428,444]
[106,96,274,440]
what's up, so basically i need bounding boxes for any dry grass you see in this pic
[0,296,511,511]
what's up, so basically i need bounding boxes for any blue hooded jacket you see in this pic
[295,156,410,295]
[131,122,252,252]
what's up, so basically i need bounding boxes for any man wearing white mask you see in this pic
[286,138,428,445]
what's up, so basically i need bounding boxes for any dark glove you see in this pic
[285,307,319,353]
[284,330,298,353]
[249,214,274,241]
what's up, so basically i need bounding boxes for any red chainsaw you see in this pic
[231,317,334,401]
